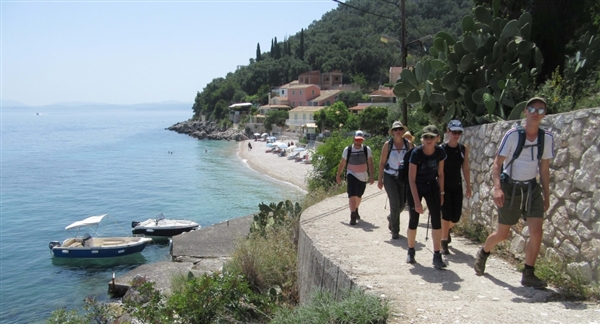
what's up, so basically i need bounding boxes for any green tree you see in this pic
[264,110,289,132]
[358,106,389,136]
[298,28,305,61]
[256,43,262,62]
[337,90,364,108]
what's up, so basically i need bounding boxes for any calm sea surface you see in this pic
[0,103,304,323]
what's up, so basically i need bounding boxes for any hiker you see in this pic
[377,121,414,240]
[440,120,472,254]
[336,130,374,225]
[406,125,447,269]
[473,97,555,289]
[403,131,415,143]
[248,142,253,151]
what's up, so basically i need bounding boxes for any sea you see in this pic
[0,103,305,323]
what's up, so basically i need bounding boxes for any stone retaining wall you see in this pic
[461,107,600,283]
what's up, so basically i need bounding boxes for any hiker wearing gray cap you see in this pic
[440,120,472,255]
[406,125,447,269]
[474,97,555,289]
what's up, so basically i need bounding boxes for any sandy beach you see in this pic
[237,140,314,192]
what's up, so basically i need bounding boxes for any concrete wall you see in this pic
[460,107,600,284]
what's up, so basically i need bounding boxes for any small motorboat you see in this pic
[49,214,152,258]
[131,213,199,237]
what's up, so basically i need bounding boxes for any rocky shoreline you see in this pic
[166,119,248,141]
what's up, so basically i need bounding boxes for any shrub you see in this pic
[270,289,389,324]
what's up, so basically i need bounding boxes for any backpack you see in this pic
[385,138,410,165]
[505,126,545,170]
[397,146,417,183]
[345,144,368,169]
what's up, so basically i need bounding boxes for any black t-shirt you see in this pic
[442,142,465,189]
[409,145,446,193]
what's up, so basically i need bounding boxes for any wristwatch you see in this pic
[440,191,445,195]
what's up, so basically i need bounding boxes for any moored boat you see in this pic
[131,212,199,237]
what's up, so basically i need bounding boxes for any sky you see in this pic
[1,0,339,106]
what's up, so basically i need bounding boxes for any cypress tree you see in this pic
[256,43,262,61]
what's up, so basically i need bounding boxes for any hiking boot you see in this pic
[521,267,548,289]
[474,248,489,276]
[433,253,447,269]
[392,233,400,240]
[356,208,360,220]
[387,215,392,232]
[350,212,357,225]
[406,248,416,264]
[441,239,450,255]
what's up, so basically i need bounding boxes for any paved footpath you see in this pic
[301,185,600,324]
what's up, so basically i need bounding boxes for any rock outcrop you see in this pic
[166,120,248,141]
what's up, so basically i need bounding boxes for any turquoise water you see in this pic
[0,104,304,323]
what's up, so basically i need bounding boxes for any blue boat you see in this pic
[49,214,152,258]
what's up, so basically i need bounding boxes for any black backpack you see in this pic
[397,145,416,183]
[505,126,546,171]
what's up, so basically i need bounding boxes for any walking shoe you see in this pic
[387,215,392,232]
[350,212,357,225]
[521,267,548,289]
[474,248,490,276]
[433,252,447,269]
[441,239,450,255]
[392,233,400,240]
[356,208,360,220]
[406,248,416,263]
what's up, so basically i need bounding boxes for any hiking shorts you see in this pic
[498,181,544,225]
[347,173,367,198]
[442,184,463,223]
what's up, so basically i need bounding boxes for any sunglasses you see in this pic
[451,130,463,135]
[527,106,546,114]
[392,127,405,131]
[422,135,436,140]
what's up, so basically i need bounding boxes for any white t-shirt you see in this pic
[497,128,555,181]
[342,144,372,182]
[384,142,409,176]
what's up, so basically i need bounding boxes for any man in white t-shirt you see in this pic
[474,97,555,288]
[336,130,374,225]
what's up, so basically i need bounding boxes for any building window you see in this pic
[292,90,295,95]
[312,90,315,95]
[295,114,298,120]
[335,77,339,81]
[300,90,303,95]
[303,114,306,120]
[281,90,284,95]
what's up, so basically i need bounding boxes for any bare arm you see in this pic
[336,158,346,185]
[409,163,422,213]
[377,142,389,190]
[368,155,375,185]
[463,144,472,198]
[539,158,551,211]
[492,154,507,207]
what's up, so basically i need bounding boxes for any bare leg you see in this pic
[432,229,442,251]
[482,223,512,252]
[407,229,417,248]
[525,218,543,266]
[441,219,452,240]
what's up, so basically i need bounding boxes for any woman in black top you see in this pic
[406,125,447,269]
[441,120,472,255]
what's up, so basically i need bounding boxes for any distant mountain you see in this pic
[1,100,29,107]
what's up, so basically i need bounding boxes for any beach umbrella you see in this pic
[261,133,268,137]
[277,143,288,149]
[267,136,277,141]
[294,147,306,152]
[253,133,260,136]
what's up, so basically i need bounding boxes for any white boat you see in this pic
[131,213,199,237]
[49,214,152,258]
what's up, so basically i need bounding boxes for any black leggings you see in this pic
[407,184,442,230]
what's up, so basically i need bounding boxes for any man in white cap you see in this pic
[336,130,374,225]
[474,97,555,288]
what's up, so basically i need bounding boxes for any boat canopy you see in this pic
[65,214,108,230]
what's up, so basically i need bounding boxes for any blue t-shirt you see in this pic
[409,145,447,193]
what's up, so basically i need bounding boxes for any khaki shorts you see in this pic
[498,181,544,225]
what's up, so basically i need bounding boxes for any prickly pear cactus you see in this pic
[393,5,543,125]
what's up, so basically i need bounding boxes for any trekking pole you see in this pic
[384,196,388,209]
[425,212,431,241]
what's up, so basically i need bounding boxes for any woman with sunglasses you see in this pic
[378,121,414,240]
[440,120,472,255]
[406,125,447,269]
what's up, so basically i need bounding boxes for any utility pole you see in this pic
[400,0,408,126]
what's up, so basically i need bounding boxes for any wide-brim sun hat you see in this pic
[388,121,405,135]
[403,131,414,142]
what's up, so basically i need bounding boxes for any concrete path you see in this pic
[300,185,600,324]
